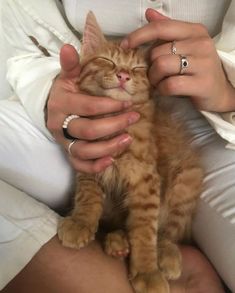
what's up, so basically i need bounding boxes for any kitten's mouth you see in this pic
[101,86,134,101]
[101,85,134,95]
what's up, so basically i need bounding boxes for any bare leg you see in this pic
[2,238,224,293]
[170,245,225,293]
[2,236,133,293]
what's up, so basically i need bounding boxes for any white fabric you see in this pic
[171,97,235,291]
[0,0,13,99]
[0,97,235,291]
[63,0,235,149]
[0,0,235,291]
[64,0,231,37]
[2,0,235,147]
[0,179,60,289]
[2,0,80,139]
[0,100,75,211]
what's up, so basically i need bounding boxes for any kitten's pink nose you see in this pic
[116,71,131,83]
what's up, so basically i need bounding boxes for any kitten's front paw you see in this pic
[131,271,169,293]
[104,230,129,258]
[58,216,96,249]
[158,241,182,280]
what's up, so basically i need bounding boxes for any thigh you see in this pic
[2,237,133,293]
[192,137,235,292]
[0,179,60,290]
[0,99,75,210]
[170,97,235,292]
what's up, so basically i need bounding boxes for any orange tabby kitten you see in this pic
[58,12,203,293]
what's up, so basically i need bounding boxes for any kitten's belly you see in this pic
[100,195,127,232]
[98,165,128,232]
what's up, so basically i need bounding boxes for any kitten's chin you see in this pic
[103,88,133,101]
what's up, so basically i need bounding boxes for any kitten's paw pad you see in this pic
[158,243,182,280]
[104,230,129,258]
[131,271,169,293]
[58,217,95,249]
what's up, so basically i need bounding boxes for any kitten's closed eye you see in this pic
[92,57,148,73]
[94,57,116,69]
[132,66,148,74]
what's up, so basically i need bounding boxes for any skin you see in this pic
[121,9,235,112]
[2,237,225,293]
[47,9,235,173]
[47,44,138,173]
[39,8,228,292]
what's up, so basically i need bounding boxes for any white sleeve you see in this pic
[201,0,235,149]
[2,0,80,139]
[215,0,235,88]
[0,179,60,289]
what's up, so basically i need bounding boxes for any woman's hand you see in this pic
[121,9,235,112]
[47,44,139,173]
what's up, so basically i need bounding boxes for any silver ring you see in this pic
[171,41,177,54]
[68,139,77,156]
[179,55,189,74]
[62,114,80,140]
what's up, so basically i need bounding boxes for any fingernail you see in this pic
[119,135,133,147]
[123,101,133,108]
[120,38,129,49]
[104,157,115,167]
[128,113,140,124]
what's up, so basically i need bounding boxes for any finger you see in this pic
[121,20,208,49]
[60,92,133,116]
[70,156,114,173]
[149,54,195,85]
[68,133,132,160]
[47,97,135,142]
[60,44,81,79]
[66,111,140,140]
[145,8,170,22]
[150,38,212,61]
[157,75,203,97]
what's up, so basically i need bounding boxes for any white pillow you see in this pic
[0,2,13,99]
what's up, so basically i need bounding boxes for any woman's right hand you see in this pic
[46,44,139,173]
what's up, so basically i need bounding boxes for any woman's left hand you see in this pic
[121,8,235,112]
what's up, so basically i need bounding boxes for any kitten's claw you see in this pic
[58,216,96,249]
[104,230,130,259]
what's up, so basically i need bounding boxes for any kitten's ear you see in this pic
[81,11,107,58]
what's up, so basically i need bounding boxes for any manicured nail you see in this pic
[104,157,115,167]
[128,113,140,124]
[119,135,133,147]
[120,38,129,49]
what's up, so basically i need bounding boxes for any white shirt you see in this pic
[63,0,235,148]
[2,0,235,147]
[63,0,231,37]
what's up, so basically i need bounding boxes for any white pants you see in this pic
[0,98,235,291]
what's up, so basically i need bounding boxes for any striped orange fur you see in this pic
[58,12,203,293]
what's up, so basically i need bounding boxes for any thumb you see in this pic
[60,44,81,79]
[145,8,170,22]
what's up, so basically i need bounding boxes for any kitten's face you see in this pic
[79,44,150,103]
[78,12,150,104]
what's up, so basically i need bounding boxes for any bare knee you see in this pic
[3,236,133,293]
[177,245,225,293]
